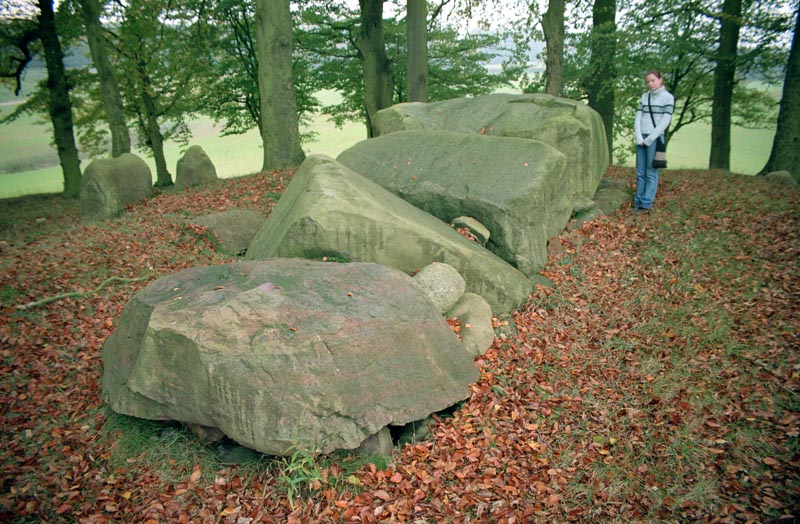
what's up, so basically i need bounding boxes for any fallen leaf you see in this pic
[189,465,202,483]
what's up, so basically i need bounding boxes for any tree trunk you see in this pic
[138,66,171,187]
[709,0,742,171]
[542,0,565,97]
[254,0,305,171]
[407,0,428,103]
[760,6,800,182]
[79,0,131,157]
[356,0,394,137]
[588,0,616,161]
[37,0,82,197]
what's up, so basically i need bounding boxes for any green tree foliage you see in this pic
[0,7,40,96]
[296,1,525,132]
[3,0,794,183]
[104,0,215,186]
[1,0,83,197]
[193,0,320,140]
[523,0,792,164]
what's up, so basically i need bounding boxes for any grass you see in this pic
[0,111,366,199]
[102,410,248,483]
[277,448,327,508]
[489,168,798,521]
[102,409,391,506]
[0,192,80,240]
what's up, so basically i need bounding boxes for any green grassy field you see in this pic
[0,96,367,199]
[622,122,775,174]
[0,95,775,200]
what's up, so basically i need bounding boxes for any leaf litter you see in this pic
[1,167,798,523]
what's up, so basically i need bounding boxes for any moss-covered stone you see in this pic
[102,259,479,456]
[245,155,532,314]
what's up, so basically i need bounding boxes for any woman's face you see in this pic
[646,74,663,91]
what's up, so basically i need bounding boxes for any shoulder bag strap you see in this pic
[648,92,657,128]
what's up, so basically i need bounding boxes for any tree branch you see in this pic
[17,270,151,310]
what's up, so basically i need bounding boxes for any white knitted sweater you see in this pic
[634,87,674,146]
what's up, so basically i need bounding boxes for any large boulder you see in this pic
[336,130,567,275]
[79,153,152,221]
[175,145,218,191]
[102,259,479,456]
[189,208,265,255]
[372,93,609,206]
[764,170,799,188]
[593,177,631,215]
[245,155,532,314]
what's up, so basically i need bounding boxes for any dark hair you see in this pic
[646,69,663,79]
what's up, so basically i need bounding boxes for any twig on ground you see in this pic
[16,270,151,310]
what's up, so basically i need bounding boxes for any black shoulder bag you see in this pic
[648,92,668,169]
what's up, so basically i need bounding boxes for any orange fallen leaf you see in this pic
[374,489,392,501]
[189,465,202,483]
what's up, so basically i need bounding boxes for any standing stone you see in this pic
[764,171,799,187]
[80,153,152,221]
[175,145,218,191]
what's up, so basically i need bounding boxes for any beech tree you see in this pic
[355,0,394,137]
[188,0,319,142]
[587,0,616,159]
[406,0,428,102]
[760,4,799,181]
[585,0,787,161]
[254,0,305,170]
[708,0,742,170]
[0,8,39,97]
[105,0,214,187]
[541,0,565,96]
[77,0,130,157]
[1,2,85,196]
[37,0,82,197]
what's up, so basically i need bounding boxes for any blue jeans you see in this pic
[635,140,661,210]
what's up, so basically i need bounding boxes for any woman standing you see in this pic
[634,69,674,212]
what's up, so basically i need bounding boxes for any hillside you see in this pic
[0,167,798,523]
